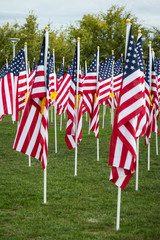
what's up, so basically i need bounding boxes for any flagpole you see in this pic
[97,46,100,161]
[111,50,115,128]
[102,103,106,128]
[147,41,152,170]
[135,29,142,190]
[53,49,57,153]
[116,18,131,231]
[24,42,31,167]
[43,26,49,204]
[135,138,139,191]
[75,37,80,176]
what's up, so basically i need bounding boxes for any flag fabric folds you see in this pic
[65,43,83,149]
[0,48,27,121]
[13,33,49,170]
[109,26,145,189]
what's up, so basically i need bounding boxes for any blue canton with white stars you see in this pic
[57,60,64,79]
[135,34,144,73]
[114,57,123,77]
[48,53,54,75]
[123,27,139,79]
[7,48,26,76]
[156,57,160,76]
[99,55,113,81]
[67,43,77,83]
[38,35,50,89]
[87,53,97,73]
[32,60,36,71]
[0,64,7,79]
[145,51,150,85]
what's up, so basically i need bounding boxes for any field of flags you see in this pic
[0,19,160,234]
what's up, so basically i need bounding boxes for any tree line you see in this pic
[0,5,159,72]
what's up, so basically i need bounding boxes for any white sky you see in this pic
[0,0,160,30]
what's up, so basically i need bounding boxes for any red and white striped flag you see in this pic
[65,43,83,149]
[109,26,145,189]
[0,48,27,121]
[13,33,49,170]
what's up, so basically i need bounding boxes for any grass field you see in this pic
[0,106,160,240]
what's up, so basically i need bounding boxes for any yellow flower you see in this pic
[74,94,81,108]
[40,97,46,115]
[50,91,58,101]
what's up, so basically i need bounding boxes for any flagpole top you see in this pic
[53,49,55,52]
[126,19,131,24]
[121,53,123,57]
[45,25,49,30]
[149,41,152,45]
[34,57,35,60]
[152,48,154,51]
[112,50,114,54]
[77,37,80,41]
[24,42,27,46]
[113,60,115,63]
[97,46,100,50]
[138,29,141,34]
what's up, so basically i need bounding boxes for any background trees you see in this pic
[0,6,158,71]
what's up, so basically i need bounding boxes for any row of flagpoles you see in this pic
[0,19,160,230]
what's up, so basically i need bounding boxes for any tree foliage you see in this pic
[0,6,158,71]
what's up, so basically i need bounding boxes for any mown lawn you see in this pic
[0,106,160,240]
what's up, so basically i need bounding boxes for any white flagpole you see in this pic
[53,49,57,153]
[111,50,114,128]
[75,38,80,176]
[43,26,49,204]
[135,138,139,191]
[116,18,131,231]
[102,103,105,128]
[96,46,100,161]
[147,41,152,169]
[135,29,142,190]
[24,42,31,167]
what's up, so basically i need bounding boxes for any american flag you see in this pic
[82,51,98,118]
[99,55,114,105]
[83,54,97,94]
[57,59,64,82]
[135,32,146,138]
[0,63,7,79]
[144,51,152,144]
[109,26,145,189]
[0,48,27,121]
[28,59,37,92]
[32,58,37,71]
[113,57,123,94]
[65,42,83,149]
[48,53,58,106]
[151,58,159,133]
[13,33,49,170]
[156,57,160,103]
[56,61,73,115]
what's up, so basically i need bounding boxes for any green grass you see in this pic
[0,106,160,240]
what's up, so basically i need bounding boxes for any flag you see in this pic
[83,54,97,94]
[99,55,114,105]
[144,51,152,144]
[13,33,49,170]
[56,62,73,115]
[57,59,64,82]
[65,42,83,149]
[135,32,146,138]
[82,52,98,117]
[0,63,7,80]
[0,48,27,121]
[109,26,145,189]
[156,57,160,103]
[48,53,58,106]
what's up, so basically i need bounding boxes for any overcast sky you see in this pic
[0,0,160,30]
